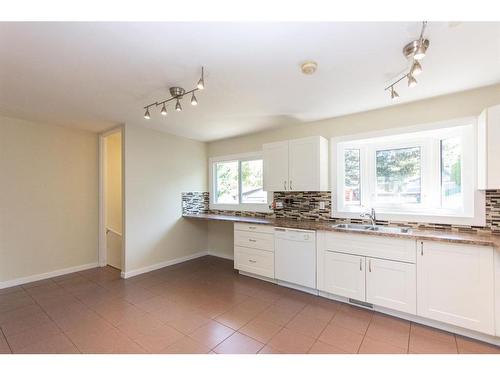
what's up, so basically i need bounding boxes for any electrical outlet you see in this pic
[319,201,326,210]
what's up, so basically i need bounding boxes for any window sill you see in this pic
[210,203,272,213]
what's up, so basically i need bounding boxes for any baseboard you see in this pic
[0,262,99,289]
[208,250,234,260]
[121,250,209,278]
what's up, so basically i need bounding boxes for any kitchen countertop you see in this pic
[183,213,500,248]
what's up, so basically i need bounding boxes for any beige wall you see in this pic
[123,124,208,274]
[206,84,500,257]
[0,115,99,283]
[105,131,122,234]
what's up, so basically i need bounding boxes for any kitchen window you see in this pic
[332,119,485,226]
[210,152,270,211]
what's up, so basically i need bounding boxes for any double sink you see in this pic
[333,223,412,234]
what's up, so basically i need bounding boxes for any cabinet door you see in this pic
[417,241,495,335]
[478,104,500,189]
[366,258,416,314]
[263,141,289,192]
[321,251,365,301]
[288,137,320,191]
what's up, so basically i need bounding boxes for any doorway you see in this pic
[99,128,123,271]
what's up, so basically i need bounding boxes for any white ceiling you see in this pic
[0,22,499,141]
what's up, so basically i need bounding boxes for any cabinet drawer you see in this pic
[234,246,274,278]
[234,223,274,234]
[324,232,416,263]
[234,230,274,251]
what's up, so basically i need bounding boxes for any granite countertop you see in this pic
[183,213,500,248]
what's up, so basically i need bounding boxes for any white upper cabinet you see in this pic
[263,140,289,192]
[417,240,495,335]
[477,104,500,189]
[263,136,328,192]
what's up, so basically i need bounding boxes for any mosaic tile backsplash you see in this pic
[182,190,500,234]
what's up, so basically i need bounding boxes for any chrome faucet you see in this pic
[361,208,376,227]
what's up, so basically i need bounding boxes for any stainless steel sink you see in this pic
[332,223,411,234]
[332,223,374,231]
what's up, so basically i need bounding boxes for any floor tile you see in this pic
[6,321,61,352]
[267,327,315,354]
[215,305,260,330]
[359,336,408,354]
[189,320,235,349]
[286,312,330,339]
[308,340,349,354]
[365,313,410,349]
[213,332,264,354]
[318,323,364,353]
[166,310,211,335]
[409,324,458,354]
[456,336,500,354]
[162,336,211,354]
[258,345,283,354]
[15,333,79,354]
[0,331,11,354]
[256,304,299,326]
[133,324,185,353]
[239,317,282,343]
[330,307,373,335]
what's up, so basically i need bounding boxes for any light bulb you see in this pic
[407,74,418,88]
[191,93,198,106]
[175,99,182,111]
[414,43,426,60]
[410,60,422,76]
[144,108,150,119]
[160,103,167,116]
[197,78,204,90]
[390,87,400,100]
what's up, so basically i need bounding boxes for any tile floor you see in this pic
[0,256,499,354]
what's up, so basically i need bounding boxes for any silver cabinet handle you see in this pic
[248,259,257,263]
[420,241,424,256]
[283,180,287,190]
[248,226,256,230]
[369,259,372,272]
[359,258,362,271]
[289,180,293,190]
[248,239,257,242]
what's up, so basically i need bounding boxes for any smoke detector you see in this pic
[301,61,317,75]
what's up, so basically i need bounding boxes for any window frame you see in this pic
[209,151,272,212]
[331,118,485,226]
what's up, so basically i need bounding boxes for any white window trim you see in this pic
[331,117,486,226]
[209,151,272,213]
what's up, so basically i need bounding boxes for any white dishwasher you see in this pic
[274,227,317,291]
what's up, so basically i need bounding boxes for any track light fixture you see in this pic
[390,86,399,101]
[191,93,198,106]
[407,74,418,88]
[384,22,429,100]
[142,67,205,120]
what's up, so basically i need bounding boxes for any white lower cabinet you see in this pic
[234,225,275,279]
[417,241,495,335]
[366,257,416,314]
[322,251,366,301]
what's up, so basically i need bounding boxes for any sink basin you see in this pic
[333,223,411,234]
[368,226,411,234]
[332,223,374,231]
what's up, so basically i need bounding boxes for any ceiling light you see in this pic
[414,43,427,60]
[142,67,205,119]
[407,74,418,88]
[390,87,399,101]
[191,93,198,106]
[197,67,205,90]
[410,60,422,76]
